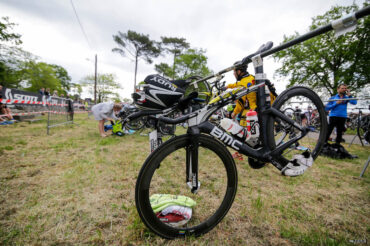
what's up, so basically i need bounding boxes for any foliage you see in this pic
[50,64,72,92]
[21,61,62,92]
[0,45,35,88]
[80,73,122,103]
[174,48,212,79]
[70,83,83,100]
[154,62,173,78]
[273,3,369,96]
[159,36,190,79]
[112,30,161,89]
[0,16,27,88]
[0,16,22,45]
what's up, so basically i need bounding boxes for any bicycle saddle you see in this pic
[171,75,203,90]
[177,91,199,111]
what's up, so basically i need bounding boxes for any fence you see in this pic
[0,87,90,134]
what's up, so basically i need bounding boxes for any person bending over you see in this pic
[91,102,122,137]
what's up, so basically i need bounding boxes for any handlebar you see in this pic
[127,109,163,121]
[155,114,192,124]
[126,107,192,125]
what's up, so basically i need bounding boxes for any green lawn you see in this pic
[0,114,369,245]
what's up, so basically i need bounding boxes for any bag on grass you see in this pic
[112,120,124,136]
[320,143,357,159]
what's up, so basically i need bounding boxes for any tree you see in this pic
[80,73,122,103]
[0,16,26,87]
[0,45,35,88]
[154,62,173,78]
[112,30,160,91]
[0,16,22,45]
[70,83,82,100]
[50,64,72,92]
[273,3,369,96]
[174,48,212,79]
[21,61,61,92]
[160,37,190,79]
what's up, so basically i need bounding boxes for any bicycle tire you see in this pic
[267,86,328,161]
[126,116,147,131]
[135,134,237,239]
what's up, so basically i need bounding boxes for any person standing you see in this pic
[222,63,257,160]
[0,85,14,121]
[91,102,122,137]
[325,84,357,144]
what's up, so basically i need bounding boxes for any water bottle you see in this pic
[246,110,259,146]
[220,118,248,139]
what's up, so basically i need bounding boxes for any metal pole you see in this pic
[94,54,97,104]
[360,155,370,177]
[47,109,50,135]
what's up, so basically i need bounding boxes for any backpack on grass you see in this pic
[320,143,357,159]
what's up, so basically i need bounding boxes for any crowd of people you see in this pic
[39,87,67,98]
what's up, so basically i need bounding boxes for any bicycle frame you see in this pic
[183,59,304,172]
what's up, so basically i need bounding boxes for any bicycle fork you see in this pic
[186,127,201,193]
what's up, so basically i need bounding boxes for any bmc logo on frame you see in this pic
[210,126,243,150]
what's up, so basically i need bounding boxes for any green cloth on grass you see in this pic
[150,194,196,213]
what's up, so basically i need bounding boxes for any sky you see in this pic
[0,0,363,100]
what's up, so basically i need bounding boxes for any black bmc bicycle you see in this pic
[134,7,369,239]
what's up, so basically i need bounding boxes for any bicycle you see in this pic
[348,108,370,146]
[134,7,369,239]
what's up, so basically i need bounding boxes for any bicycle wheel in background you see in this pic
[185,80,211,104]
[359,115,370,143]
[126,116,147,131]
[135,134,237,239]
[267,86,328,161]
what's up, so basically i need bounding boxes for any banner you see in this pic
[0,87,69,106]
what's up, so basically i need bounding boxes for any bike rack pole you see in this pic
[348,134,358,148]
[360,155,370,177]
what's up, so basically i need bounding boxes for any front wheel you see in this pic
[267,86,328,162]
[135,134,238,239]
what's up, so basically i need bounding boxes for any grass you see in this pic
[0,113,369,245]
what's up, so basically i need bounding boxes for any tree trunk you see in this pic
[332,70,338,96]
[134,54,138,93]
[172,53,177,80]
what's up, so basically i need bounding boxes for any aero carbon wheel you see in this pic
[135,134,237,239]
[267,86,328,161]
[126,116,147,131]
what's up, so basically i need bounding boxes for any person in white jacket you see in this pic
[91,102,122,137]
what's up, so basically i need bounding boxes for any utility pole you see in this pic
[94,54,97,104]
